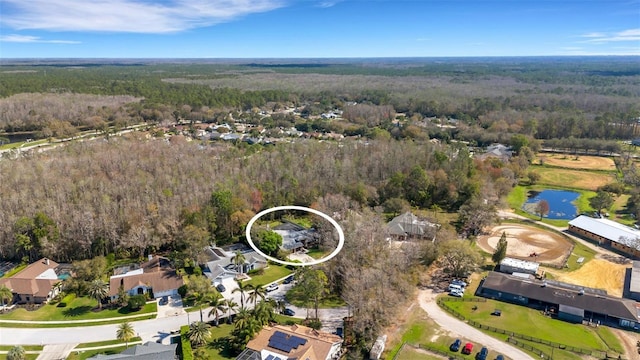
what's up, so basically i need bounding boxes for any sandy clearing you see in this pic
[553,258,630,297]
[538,154,616,171]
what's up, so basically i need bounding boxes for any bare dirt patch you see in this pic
[478,224,572,267]
[538,154,616,171]
[554,258,630,297]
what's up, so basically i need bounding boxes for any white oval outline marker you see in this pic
[245,205,345,267]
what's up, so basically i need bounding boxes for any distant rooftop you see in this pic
[569,215,640,249]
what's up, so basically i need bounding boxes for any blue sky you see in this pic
[0,0,638,58]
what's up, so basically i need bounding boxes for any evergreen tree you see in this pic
[492,232,508,264]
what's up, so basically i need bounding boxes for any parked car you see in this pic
[216,284,226,293]
[283,308,295,316]
[283,275,295,284]
[266,283,279,292]
[159,295,169,306]
[451,279,467,288]
[449,289,464,297]
[491,309,502,316]
[495,355,504,360]
[448,284,463,292]
[476,347,488,360]
[462,342,474,355]
[450,339,461,352]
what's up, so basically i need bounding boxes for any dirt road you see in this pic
[417,289,534,360]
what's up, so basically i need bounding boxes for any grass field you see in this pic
[529,165,615,191]
[394,345,444,360]
[554,258,630,297]
[245,264,292,287]
[443,299,619,352]
[537,154,616,171]
[74,337,142,349]
[0,294,156,322]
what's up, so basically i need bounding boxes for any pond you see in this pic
[523,189,580,220]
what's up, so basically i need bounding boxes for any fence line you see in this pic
[438,298,613,359]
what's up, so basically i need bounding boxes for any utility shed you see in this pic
[499,257,540,275]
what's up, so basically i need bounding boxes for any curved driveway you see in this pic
[417,289,534,360]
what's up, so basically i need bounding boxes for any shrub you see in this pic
[180,325,194,360]
[127,294,146,311]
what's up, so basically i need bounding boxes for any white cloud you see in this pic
[1,0,285,33]
[579,28,640,43]
[0,34,80,44]
[317,0,342,7]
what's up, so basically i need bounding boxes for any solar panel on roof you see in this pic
[268,339,293,353]
[265,355,274,360]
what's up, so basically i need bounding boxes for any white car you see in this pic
[449,289,464,297]
[266,283,279,292]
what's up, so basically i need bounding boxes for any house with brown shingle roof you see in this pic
[109,255,183,300]
[236,324,342,360]
[0,258,62,304]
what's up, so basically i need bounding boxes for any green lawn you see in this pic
[394,346,442,360]
[442,299,616,352]
[0,294,156,322]
[564,241,598,271]
[66,345,129,360]
[74,337,142,349]
[245,265,292,287]
[285,292,346,310]
[306,248,328,259]
[0,345,43,351]
[0,354,39,360]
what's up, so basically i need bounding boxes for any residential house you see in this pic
[204,245,267,285]
[273,221,318,253]
[0,258,62,304]
[386,212,438,241]
[479,271,640,329]
[568,215,640,258]
[108,255,183,301]
[236,324,342,360]
[477,143,513,162]
[87,341,177,360]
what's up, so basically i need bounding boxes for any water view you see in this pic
[523,189,580,220]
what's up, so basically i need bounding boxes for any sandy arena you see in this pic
[537,154,616,171]
[477,224,573,267]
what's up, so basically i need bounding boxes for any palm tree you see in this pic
[253,298,276,326]
[233,308,261,343]
[188,321,211,348]
[6,345,25,360]
[248,284,267,307]
[117,321,135,348]
[224,299,238,324]
[0,285,13,309]
[208,295,227,326]
[87,279,109,310]
[233,250,246,278]
[232,281,253,310]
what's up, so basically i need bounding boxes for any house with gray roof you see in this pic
[479,271,640,329]
[272,221,318,252]
[568,215,640,258]
[87,341,177,359]
[386,212,438,241]
[204,245,267,284]
[477,143,513,162]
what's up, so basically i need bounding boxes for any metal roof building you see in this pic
[499,257,540,275]
[568,215,640,258]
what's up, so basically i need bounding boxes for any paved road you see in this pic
[417,289,534,360]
